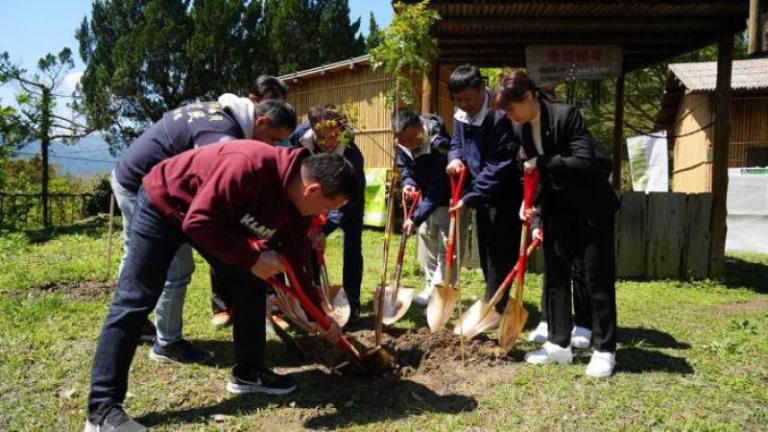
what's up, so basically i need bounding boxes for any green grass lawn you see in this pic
[1,218,767,431]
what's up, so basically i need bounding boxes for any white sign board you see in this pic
[526,45,623,84]
[626,131,669,193]
[726,168,768,254]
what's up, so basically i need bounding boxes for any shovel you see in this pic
[426,166,468,332]
[498,169,541,352]
[377,190,420,325]
[453,237,542,339]
[315,248,351,328]
[268,255,392,375]
[374,168,400,345]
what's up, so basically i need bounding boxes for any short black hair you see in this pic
[250,75,289,101]
[254,99,297,131]
[308,104,346,130]
[302,152,358,201]
[390,109,422,134]
[448,64,485,94]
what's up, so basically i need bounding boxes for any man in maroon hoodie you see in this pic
[85,141,358,432]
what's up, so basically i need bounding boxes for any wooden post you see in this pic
[612,75,625,191]
[709,29,734,278]
[421,60,438,114]
[748,0,760,55]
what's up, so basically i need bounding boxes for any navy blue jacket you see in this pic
[290,122,366,234]
[448,106,521,209]
[396,115,451,225]
[115,101,243,193]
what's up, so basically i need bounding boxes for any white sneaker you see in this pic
[528,321,548,343]
[570,326,592,349]
[585,350,616,378]
[524,341,573,365]
[413,285,435,306]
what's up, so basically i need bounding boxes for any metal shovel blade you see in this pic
[453,300,502,340]
[378,284,415,325]
[426,284,460,332]
[498,301,528,352]
[326,284,351,328]
[335,345,394,376]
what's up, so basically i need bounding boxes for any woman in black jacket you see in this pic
[492,70,619,378]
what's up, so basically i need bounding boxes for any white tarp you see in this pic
[626,131,669,192]
[726,168,768,254]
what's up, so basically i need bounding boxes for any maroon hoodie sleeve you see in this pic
[181,155,264,271]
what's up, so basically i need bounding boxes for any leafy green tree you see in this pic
[365,12,383,51]
[77,0,194,151]
[315,0,365,62]
[369,0,440,110]
[266,0,318,75]
[0,48,93,226]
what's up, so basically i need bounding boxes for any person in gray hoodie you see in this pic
[110,94,296,365]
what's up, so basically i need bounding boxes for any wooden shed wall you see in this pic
[672,94,768,192]
[729,96,768,167]
[286,66,394,168]
[672,93,713,193]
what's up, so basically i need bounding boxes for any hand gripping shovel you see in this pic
[377,190,421,325]
[427,166,468,332]
[268,255,392,375]
[498,169,541,352]
[453,236,542,339]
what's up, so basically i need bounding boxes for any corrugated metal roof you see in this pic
[669,59,768,92]
[277,55,371,82]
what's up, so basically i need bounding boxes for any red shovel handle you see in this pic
[269,255,334,333]
[401,190,421,221]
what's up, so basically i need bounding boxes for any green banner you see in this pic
[363,168,388,228]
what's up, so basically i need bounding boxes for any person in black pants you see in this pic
[290,105,366,322]
[493,69,619,378]
[85,144,356,431]
[445,64,522,329]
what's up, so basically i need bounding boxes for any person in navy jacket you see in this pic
[392,109,468,306]
[445,64,523,326]
[86,142,358,431]
[493,69,619,378]
[290,104,366,322]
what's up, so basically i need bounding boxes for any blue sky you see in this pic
[0,0,394,105]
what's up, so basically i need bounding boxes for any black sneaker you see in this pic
[139,320,156,342]
[226,365,297,395]
[348,305,361,324]
[149,339,210,364]
[84,404,146,432]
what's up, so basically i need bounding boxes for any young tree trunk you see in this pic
[40,88,51,228]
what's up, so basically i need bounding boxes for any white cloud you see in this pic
[62,71,83,94]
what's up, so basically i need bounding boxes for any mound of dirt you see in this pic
[296,327,510,377]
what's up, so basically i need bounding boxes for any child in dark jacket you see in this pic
[290,104,366,322]
[392,109,469,306]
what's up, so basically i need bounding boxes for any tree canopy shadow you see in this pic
[137,368,477,429]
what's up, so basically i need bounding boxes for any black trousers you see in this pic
[539,257,591,329]
[475,204,521,314]
[542,195,617,352]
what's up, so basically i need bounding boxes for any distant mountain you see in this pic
[15,136,118,178]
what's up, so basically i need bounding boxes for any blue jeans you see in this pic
[88,188,268,417]
[111,171,193,346]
